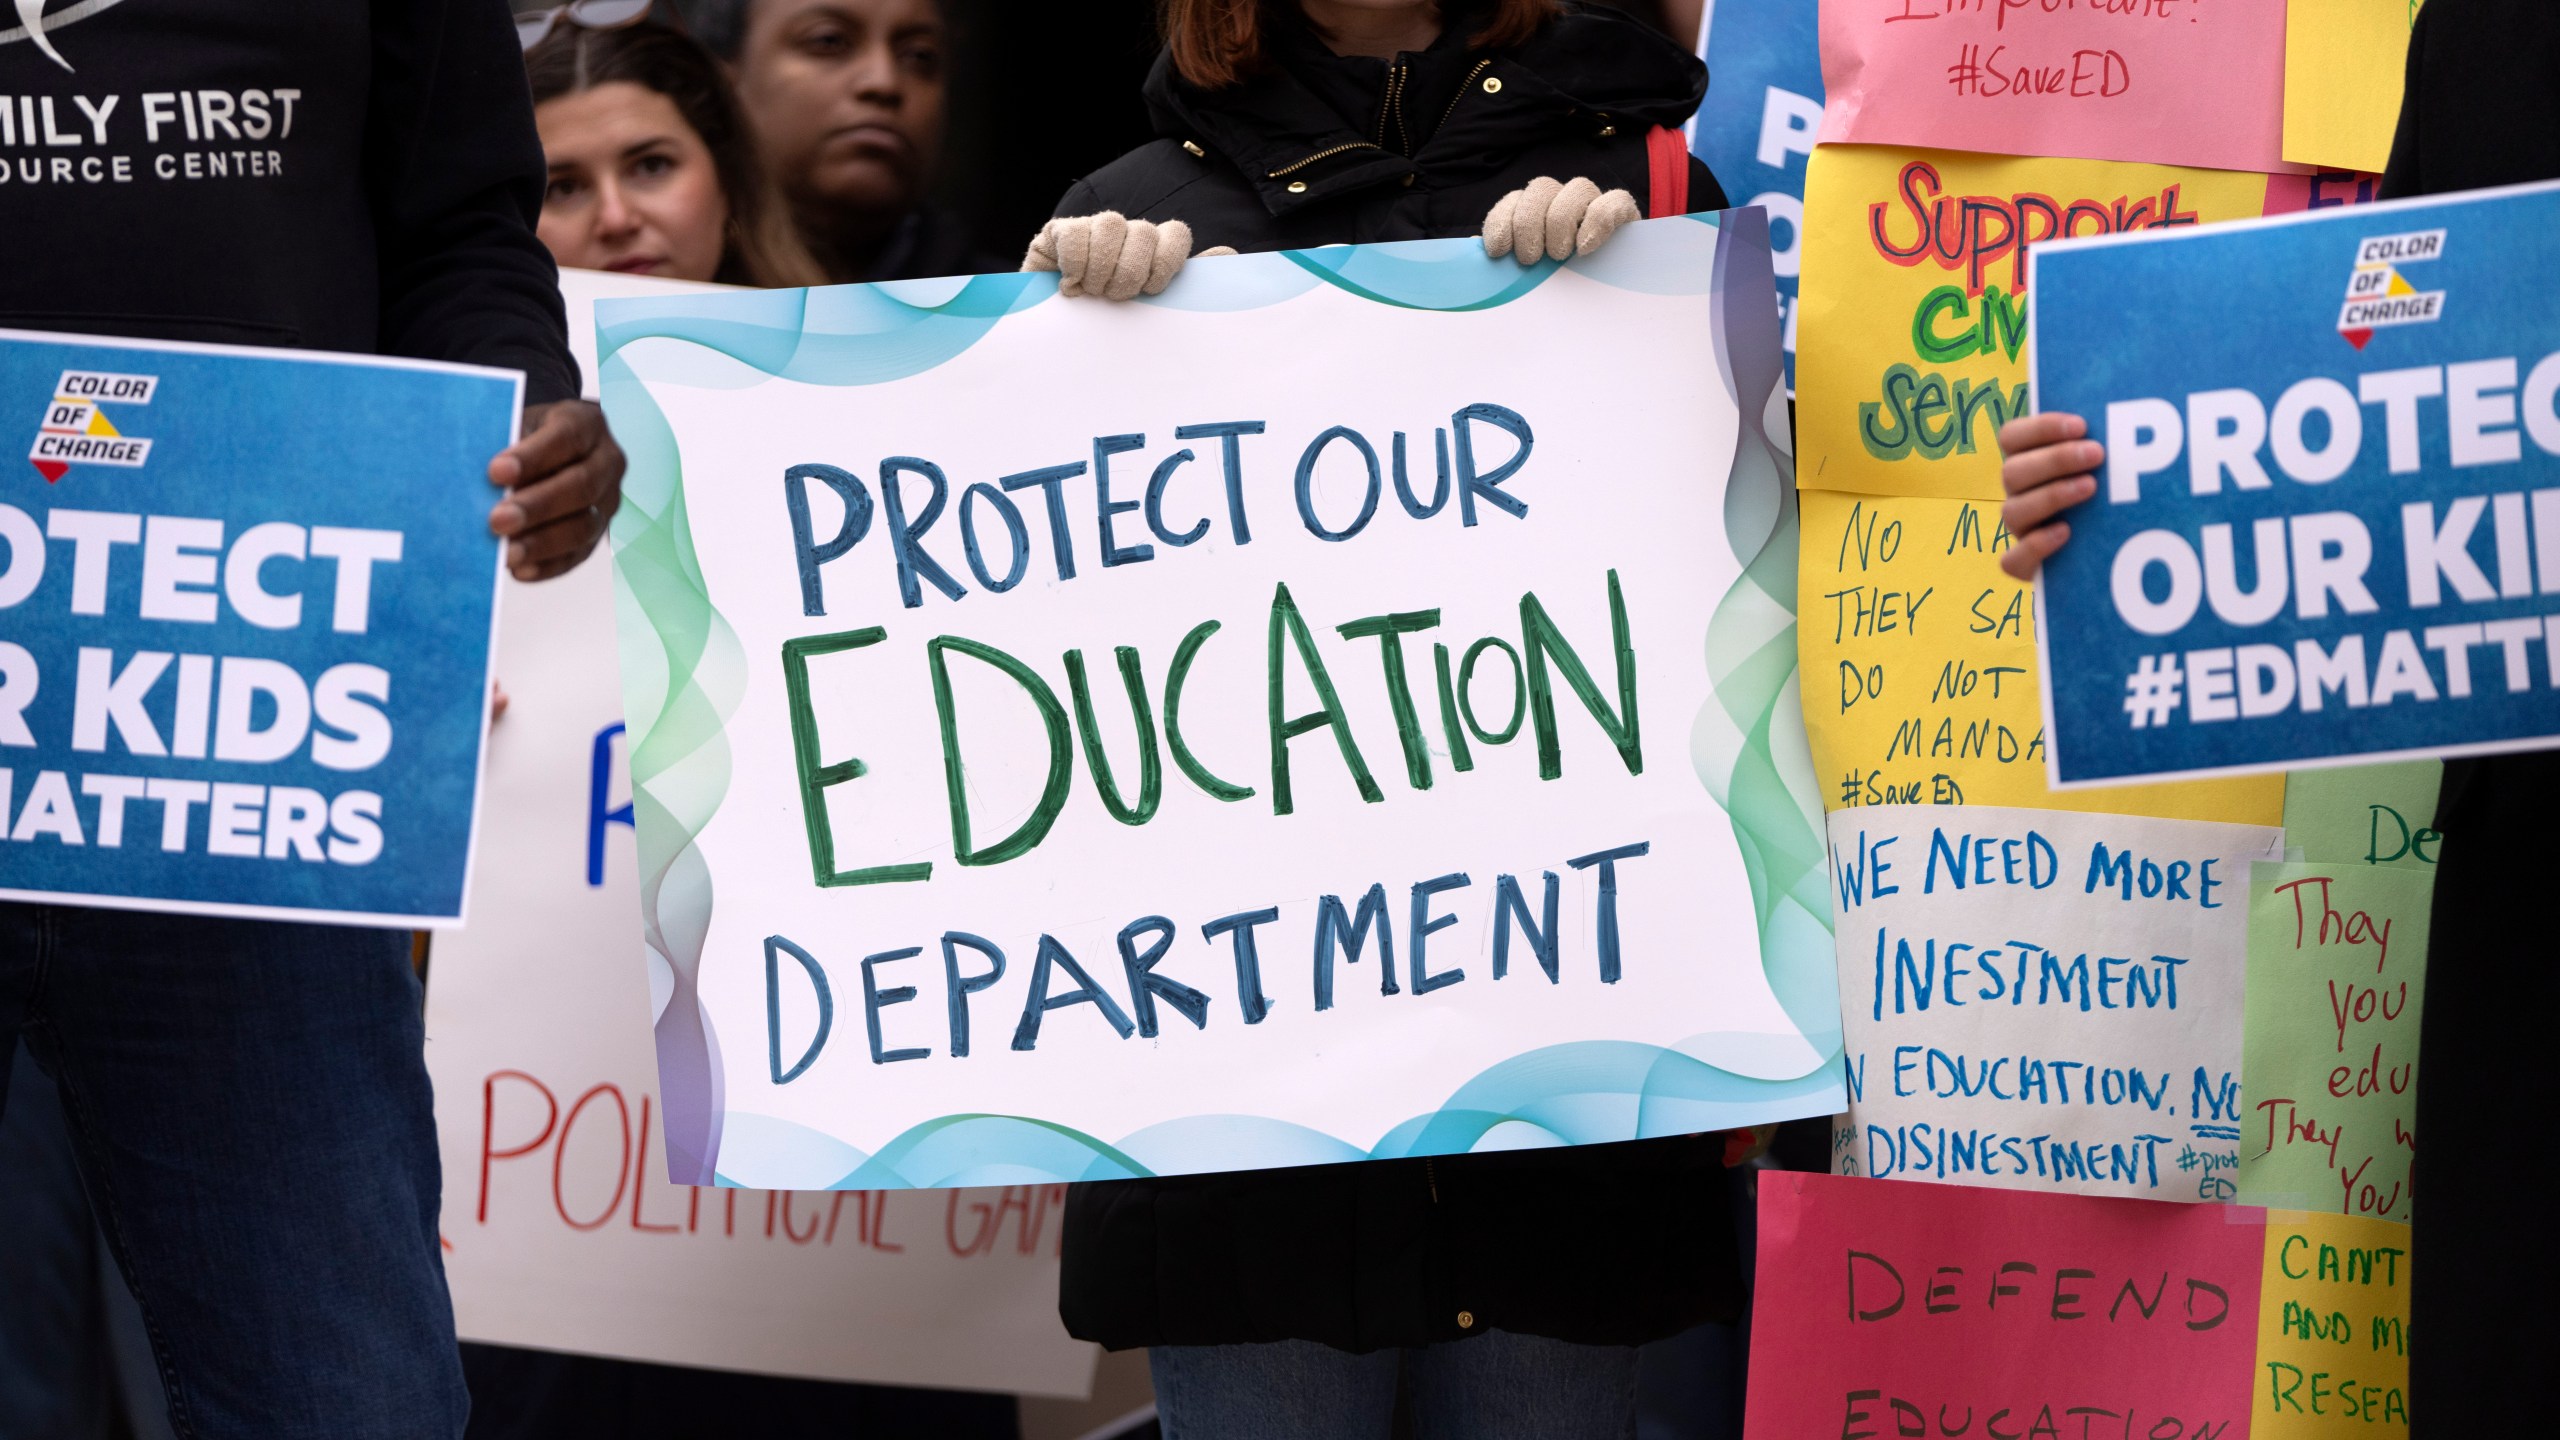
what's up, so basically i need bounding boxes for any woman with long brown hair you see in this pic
[524,18,825,288]
[1032,4,1740,1436]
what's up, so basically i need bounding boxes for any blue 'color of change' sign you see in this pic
[2032,179,2560,786]
[0,331,519,926]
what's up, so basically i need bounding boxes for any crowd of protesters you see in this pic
[0,0,2545,1435]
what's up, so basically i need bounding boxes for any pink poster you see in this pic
[1818,0,2297,175]
[1745,1173,2262,1439]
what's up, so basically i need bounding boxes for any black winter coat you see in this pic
[1052,3,1745,1356]
[1052,2,1726,251]
[2381,1,2560,1429]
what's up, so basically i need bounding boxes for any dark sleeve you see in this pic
[2378,1,2432,200]
[1054,178,1106,220]
[363,0,579,406]
[1685,155,1729,215]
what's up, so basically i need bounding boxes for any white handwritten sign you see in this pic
[421,272,1097,1396]
[1826,804,2281,1200]
[592,217,1843,1188]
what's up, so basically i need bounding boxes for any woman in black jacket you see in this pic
[1021,3,1739,1436]
[1025,0,1724,293]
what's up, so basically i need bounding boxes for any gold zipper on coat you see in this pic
[1267,140,1380,179]
[1434,58,1494,139]
[1425,1156,1440,1202]
[1273,54,1489,182]
[1378,61,1411,155]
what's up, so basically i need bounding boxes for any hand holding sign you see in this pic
[0,331,519,925]
[486,398,625,583]
[593,216,1841,1189]
[2033,180,2560,784]
[1995,412,2101,581]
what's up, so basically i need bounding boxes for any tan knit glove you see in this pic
[1481,177,1642,266]
[1022,213,1238,300]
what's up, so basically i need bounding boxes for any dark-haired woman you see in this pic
[1030,4,1740,1436]
[524,20,824,287]
[685,0,1001,284]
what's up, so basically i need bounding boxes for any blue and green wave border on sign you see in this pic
[595,213,1842,1189]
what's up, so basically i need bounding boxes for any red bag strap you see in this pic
[1645,124,1690,218]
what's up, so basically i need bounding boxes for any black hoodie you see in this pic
[0,0,574,403]
[1052,0,1726,251]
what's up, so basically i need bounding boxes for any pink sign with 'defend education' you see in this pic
[1817,0,2298,175]
[1745,1173,2261,1440]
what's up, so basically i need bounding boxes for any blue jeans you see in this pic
[0,903,466,1439]
[0,1047,175,1440]
[1149,1331,1639,1440]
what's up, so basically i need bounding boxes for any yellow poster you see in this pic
[2253,1211,2411,1435]
[1798,487,2284,823]
[2283,0,2422,175]
[1797,145,2269,502]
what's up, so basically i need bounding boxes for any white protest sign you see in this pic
[1825,804,2282,1201]
[420,269,1097,1396]
[594,215,1843,1189]
[557,268,727,401]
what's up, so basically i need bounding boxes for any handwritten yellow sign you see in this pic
[1798,145,2270,501]
[2253,1210,2411,1435]
[2283,0,2423,176]
[1798,487,2283,823]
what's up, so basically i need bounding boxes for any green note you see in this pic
[2278,762,2443,868]
[2237,861,2430,1223]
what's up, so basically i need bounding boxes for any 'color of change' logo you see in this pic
[30,367,153,480]
[2339,229,2446,349]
